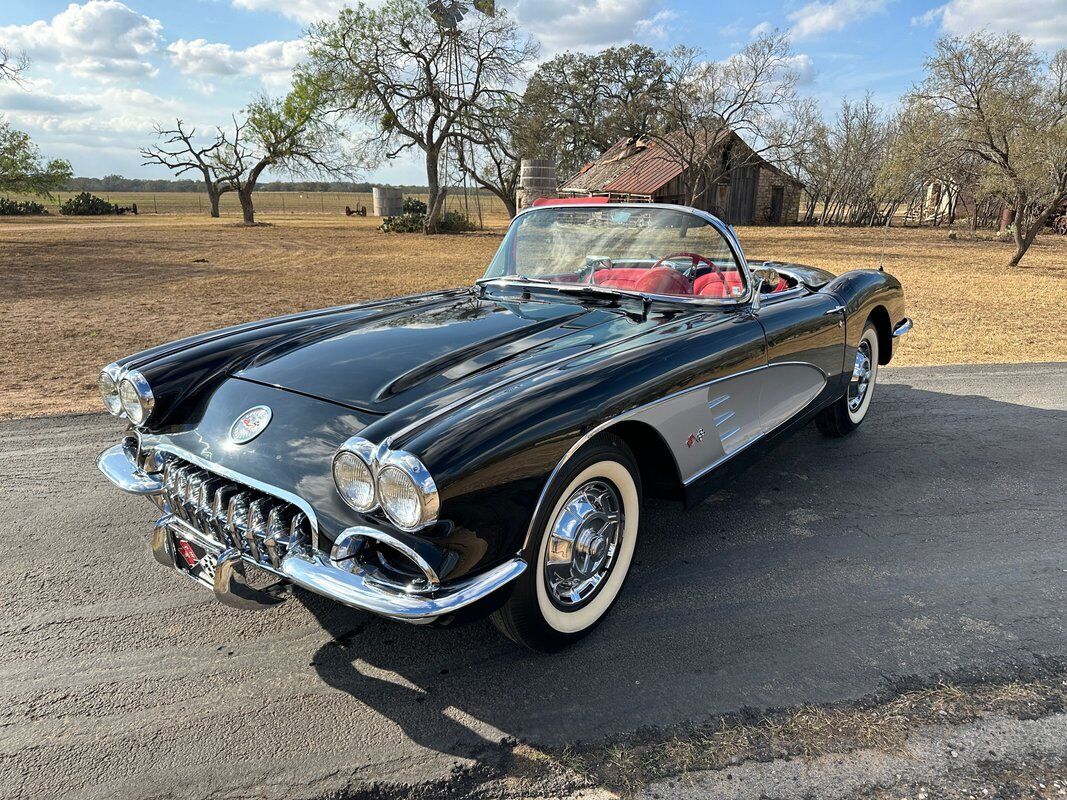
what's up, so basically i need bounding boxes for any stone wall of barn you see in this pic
[753,166,802,225]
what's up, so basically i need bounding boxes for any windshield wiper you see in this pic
[555,285,631,300]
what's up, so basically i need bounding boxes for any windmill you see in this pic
[425,0,496,228]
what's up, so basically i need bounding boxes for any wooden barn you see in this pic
[558,131,803,225]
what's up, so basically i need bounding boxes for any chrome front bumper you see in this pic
[98,442,526,621]
[893,318,913,338]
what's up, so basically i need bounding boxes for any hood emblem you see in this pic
[230,405,272,444]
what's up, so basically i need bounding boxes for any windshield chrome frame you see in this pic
[478,203,754,308]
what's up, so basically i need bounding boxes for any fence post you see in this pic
[281,194,286,213]
[153,196,158,214]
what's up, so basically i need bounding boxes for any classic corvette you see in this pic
[98,203,911,651]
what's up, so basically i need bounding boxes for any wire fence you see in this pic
[3,190,512,220]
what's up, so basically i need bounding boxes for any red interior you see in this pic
[594,268,691,295]
[590,267,791,298]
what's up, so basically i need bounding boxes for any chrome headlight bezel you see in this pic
[332,437,379,513]
[331,438,439,533]
[99,363,124,417]
[376,450,440,532]
[117,369,155,426]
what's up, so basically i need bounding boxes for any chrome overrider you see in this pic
[97,440,527,621]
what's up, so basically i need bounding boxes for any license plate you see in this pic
[171,532,220,587]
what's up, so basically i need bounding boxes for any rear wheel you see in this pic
[491,434,641,652]
[816,321,880,438]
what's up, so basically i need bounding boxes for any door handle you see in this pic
[824,305,846,316]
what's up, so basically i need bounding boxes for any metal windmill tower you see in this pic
[425,0,496,227]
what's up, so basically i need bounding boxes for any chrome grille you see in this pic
[158,454,310,571]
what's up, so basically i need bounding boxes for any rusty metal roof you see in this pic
[559,130,802,198]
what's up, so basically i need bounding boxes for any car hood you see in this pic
[232,289,635,415]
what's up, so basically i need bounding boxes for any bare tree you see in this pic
[305,0,537,233]
[648,34,816,209]
[914,32,1067,266]
[454,97,522,217]
[212,83,362,225]
[140,121,233,217]
[0,45,29,84]
[0,51,72,196]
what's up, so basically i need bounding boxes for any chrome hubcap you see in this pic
[848,340,874,412]
[544,479,623,608]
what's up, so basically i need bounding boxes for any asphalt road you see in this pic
[1,363,1065,800]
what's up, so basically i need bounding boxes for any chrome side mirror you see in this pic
[749,266,781,312]
[752,265,781,287]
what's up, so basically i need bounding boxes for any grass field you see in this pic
[4,190,511,219]
[1,213,1064,420]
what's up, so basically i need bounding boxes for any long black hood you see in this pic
[231,290,636,415]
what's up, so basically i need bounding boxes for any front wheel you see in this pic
[816,321,880,438]
[491,434,641,652]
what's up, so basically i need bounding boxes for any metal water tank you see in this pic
[519,159,558,209]
[372,186,404,217]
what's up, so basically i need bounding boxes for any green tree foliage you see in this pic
[518,44,670,179]
[305,0,536,233]
[0,121,73,197]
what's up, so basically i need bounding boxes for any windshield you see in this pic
[484,206,747,300]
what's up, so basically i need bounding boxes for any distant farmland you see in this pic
[8,190,511,219]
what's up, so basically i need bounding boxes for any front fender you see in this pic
[822,269,906,363]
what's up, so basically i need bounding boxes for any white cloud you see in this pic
[788,0,890,40]
[634,9,679,41]
[0,1,163,78]
[912,0,1067,49]
[787,53,817,85]
[507,0,663,51]
[167,38,308,88]
[230,0,345,24]
[749,21,773,37]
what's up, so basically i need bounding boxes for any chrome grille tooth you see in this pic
[196,477,224,530]
[289,512,310,550]
[184,471,207,519]
[246,498,273,563]
[264,507,294,569]
[226,492,250,552]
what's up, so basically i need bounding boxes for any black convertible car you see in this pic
[99,203,911,651]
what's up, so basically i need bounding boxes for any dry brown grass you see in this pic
[1,214,1064,420]
[539,676,1066,798]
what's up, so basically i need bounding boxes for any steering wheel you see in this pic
[652,252,717,280]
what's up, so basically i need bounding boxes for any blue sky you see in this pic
[1,0,1064,183]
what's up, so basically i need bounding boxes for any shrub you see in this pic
[60,192,122,216]
[378,212,424,233]
[402,197,427,215]
[0,197,48,216]
[378,200,474,234]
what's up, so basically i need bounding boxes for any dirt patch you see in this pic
[1,215,1064,420]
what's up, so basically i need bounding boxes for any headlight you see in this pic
[99,364,123,416]
[332,440,377,512]
[376,451,439,532]
[117,370,155,426]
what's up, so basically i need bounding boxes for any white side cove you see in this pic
[627,362,827,485]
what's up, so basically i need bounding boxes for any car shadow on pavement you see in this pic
[298,380,1067,760]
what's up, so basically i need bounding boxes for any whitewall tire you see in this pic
[492,434,641,651]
